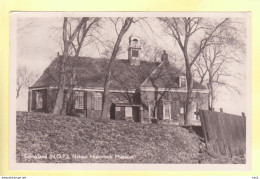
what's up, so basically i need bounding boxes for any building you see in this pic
[28,36,208,125]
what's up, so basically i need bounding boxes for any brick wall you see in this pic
[140,90,208,123]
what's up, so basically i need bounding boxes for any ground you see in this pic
[16,112,246,164]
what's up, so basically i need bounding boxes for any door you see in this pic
[125,107,132,117]
[163,102,171,120]
[132,107,139,122]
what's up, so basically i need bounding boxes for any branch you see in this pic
[110,17,120,36]
[190,18,230,67]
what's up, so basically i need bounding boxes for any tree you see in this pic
[159,17,230,125]
[60,17,101,115]
[194,21,245,110]
[16,65,38,98]
[195,43,230,109]
[100,17,134,119]
[53,17,88,114]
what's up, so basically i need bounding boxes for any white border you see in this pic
[9,11,251,171]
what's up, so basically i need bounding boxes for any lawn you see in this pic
[16,112,245,164]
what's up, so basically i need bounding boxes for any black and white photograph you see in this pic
[10,12,251,170]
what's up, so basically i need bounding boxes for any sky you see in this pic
[15,15,249,116]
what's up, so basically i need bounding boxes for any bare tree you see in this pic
[61,17,101,115]
[17,19,37,38]
[16,65,38,98]
[159,17,230,125]
[100,17,134,119]
[194,24,245,110]
[196,44,227,109]
[53,17,88,115]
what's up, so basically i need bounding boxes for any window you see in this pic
[36,91,43,109]
[191,101,199,120]
[180,107,184,114]
[163,101,171,120]
[132,50,139,57]
[148,101,156,118]
[93,92,102,110]
[125,107,132,117]
[179,76,186,87]
[75,91,84,109]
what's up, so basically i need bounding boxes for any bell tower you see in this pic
[128,36,141,66]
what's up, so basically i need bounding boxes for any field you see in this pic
[16,112,245,163]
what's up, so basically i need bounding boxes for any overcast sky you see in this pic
[15,15,249,115]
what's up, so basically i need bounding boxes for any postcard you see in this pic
[9,11,251,170]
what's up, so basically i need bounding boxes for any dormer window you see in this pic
[179,76,186,88]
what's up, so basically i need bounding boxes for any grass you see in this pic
[16,111,245,164]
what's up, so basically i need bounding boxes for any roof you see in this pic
[141,61,206,90]
[30,56,159,90]
[30,56,206,90]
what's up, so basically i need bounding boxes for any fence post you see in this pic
[220,108,223,112]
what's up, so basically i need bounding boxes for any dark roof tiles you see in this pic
[30,56,206,90]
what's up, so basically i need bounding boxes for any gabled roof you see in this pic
[30,56,206,90]
[30,56,159,90]
[141,60,206,90]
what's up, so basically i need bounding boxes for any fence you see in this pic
[199,109,246,157]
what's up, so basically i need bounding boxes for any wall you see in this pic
[39,88,140,119]
[29,88,207,124]
[140,89,208,123]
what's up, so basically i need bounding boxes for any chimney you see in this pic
[161,50,168,62]
[128,35,141,66]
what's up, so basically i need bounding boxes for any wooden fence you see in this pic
[199,110,246,157]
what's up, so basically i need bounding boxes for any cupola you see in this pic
[128,35,141,66]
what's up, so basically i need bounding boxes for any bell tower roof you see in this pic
[129,35,141,49]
